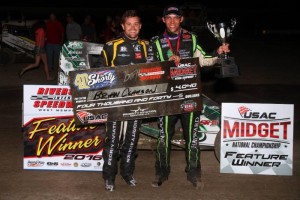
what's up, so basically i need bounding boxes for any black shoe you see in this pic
[187,176,204,190]
[151,175,168,187]
[122,175,137,186]
[104,179,115,191]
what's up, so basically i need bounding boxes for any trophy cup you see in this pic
[207,18,239,78]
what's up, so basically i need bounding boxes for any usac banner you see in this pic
[220,103,294,175]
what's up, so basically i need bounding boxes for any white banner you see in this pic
[23,85,104,171]
[220,103,293,175]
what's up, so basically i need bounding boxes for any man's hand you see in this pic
[217,43,230,55]
[168,55,180,66]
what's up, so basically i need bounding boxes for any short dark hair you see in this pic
[32,20,46,31]
[121,10,141,24]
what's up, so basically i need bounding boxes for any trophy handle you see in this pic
[231,18,237,29]
[225,18,237,42]
[207,21,217,37]
[229,18,236,35]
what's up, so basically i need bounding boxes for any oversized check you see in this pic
[69,58,202,125]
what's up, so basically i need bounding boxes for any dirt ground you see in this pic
[0,36,299,200]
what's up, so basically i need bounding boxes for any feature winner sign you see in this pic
[220,103,294,175]
[23,85,105,171]
[69,58,202,125]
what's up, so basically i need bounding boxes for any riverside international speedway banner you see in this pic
[22,85,105,171]
[69,58,202,125]
[220,103,294,175]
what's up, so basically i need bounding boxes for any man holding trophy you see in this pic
[148,4,230,189]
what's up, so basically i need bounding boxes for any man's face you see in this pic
[121,16,141,40]
[162,14,183,34]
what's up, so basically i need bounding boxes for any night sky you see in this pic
[0,0,297,41]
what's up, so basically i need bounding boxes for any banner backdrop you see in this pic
[220,103,294,175]
[69,58,202,125]
[23,85,105,171]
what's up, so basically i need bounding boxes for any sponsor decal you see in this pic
[170,63,197,80]
[138,67,164,81]
[47,162,59,166]
[94,162,102,169]
[60,162,72,167]
[180,100,197,112]
[200,119,219,126]
[135,52,142,59]
[118,53,130,57]
[87,46,102,52]
[182,33,191,39]
[73,71,116,90]
[134,44,141,51]
[123,106,157,117]
[68,50,82,54]
[67,41,83,49]
[81,163,92,167]
[76,111,108,124]
[223,106,290,141]
[120,46,127,52]
[160,38,167,43]
[27,160,45,167]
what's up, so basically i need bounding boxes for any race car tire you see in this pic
[214,131,221,163]
[0,48,16,65]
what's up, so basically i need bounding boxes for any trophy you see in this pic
[207,18,239,78]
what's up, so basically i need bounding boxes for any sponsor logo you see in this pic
[74,162,79,167]
[138,67,164,81]
[120,46,128,52]
[134,44,141,51]
[180,100,197,112]
[118,53,130,57]
[200,119,219,126]
[123,106,157,117]
[238,106,276,119]
[76,111,108,124]
[87,71,116,88]
[60,162,72,167]
[27,160,45,167]
[135,52,142,59]
[182,33,191,39]
[47,162,59,166]
[67,41,83,49]
[81,163,92,167]
[68,50,82,54]
[160,38,167,44]
[87,46,102,53]
[170,64,197,80]
[223,106,291,141]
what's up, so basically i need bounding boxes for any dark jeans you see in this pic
[46,43,61,70]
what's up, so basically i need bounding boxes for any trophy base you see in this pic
[215,57,240,78]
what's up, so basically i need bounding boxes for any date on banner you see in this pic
[69,58,203,125]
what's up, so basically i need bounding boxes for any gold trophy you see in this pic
[207,18,239,78]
